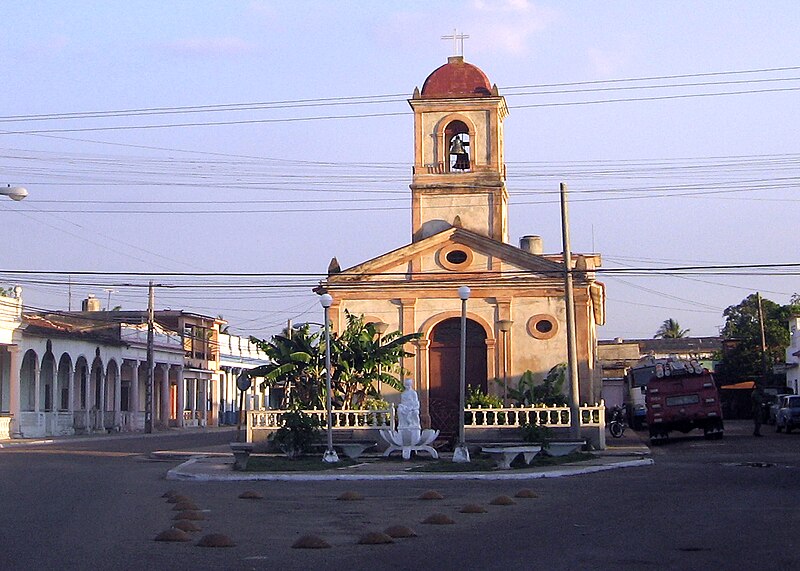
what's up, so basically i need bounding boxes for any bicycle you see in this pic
[608,406,626,438]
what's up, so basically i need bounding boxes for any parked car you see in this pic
[768,393,793,425]
[775,395,800,433]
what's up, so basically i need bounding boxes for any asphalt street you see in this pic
[0,421,797,571]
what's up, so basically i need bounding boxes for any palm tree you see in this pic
[330,311,419,408]
[654,318,689,339]
[247,313,420,410]
[247,323,324,409]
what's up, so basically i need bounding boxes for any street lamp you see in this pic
[319,293,339,463]
[1,185,28,201]
[498,319,513,405]
[373,321,389,395]
[453,285,471,463]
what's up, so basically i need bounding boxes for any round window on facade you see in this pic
[527,314,558,340]
[439,244,474,271]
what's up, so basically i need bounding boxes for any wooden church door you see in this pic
[428,317,487,437]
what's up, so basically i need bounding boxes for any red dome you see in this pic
[420,56,493,99]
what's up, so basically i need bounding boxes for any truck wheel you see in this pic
[776,424,783,433]
[786,425,793,434]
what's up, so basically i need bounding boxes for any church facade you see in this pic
[319,56,605,433]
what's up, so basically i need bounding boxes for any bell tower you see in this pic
[409,56,509,243]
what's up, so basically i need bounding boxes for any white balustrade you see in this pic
[0,415,11,439]
[464,401,605,429]
[246,406,395,442]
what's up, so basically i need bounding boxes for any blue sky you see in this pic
[1,1,799,339]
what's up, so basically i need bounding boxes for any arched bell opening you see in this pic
[444,120,471,172]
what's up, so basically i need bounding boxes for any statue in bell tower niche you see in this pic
[450,135,470,171]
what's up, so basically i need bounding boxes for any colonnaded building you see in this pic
[319,56,606,435]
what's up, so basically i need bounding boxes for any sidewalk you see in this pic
[165,428,653,482]
[0,425,236,448]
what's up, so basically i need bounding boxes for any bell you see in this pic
[449,137,466,155]
[453,152,470,170]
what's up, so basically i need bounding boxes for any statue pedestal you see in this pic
[380,428,440,460]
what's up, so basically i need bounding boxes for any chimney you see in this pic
[82,295,101,312]
[519,235,543,255]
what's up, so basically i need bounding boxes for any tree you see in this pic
[654,318,689,339]
[716,294,793,385]
[247,323,324,409]
[328,311,419,408]
[247,312,419,410]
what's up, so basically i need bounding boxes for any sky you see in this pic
[1,0,799,340]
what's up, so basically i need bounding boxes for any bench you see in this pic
[335,441,377,459]
[541,441,583,457]
[481,444,542,469]
[309,441,378,460]
[229,442,255,471]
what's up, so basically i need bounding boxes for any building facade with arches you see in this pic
[0,295,267,439]
[319,56,606,436]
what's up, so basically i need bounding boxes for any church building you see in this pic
[319,56,606,434]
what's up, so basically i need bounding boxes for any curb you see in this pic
[166,456,654,482]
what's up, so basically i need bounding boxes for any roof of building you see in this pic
[23,313,125,345]
[420,56,494,99]
[598,336,722,355]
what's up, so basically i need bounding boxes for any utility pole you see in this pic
[756,292,769,386]
[560,182,582,440]
[145,281,154,433]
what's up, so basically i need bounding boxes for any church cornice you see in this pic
[321,227,597,288]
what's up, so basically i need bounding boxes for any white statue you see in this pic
[380,378,439,460]
[397,378,421,430]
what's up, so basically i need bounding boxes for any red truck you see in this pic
[638,357,724,442]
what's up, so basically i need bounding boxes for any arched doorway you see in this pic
[428,317,487,435]
[20,349,38,412]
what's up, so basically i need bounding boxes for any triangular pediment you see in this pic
[326,227,566,284]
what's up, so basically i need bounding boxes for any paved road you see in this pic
[0,421,797,570]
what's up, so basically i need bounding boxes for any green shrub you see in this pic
[520,420,552,448]
[271,407,321,459]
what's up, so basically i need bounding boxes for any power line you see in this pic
[1,64,797,125]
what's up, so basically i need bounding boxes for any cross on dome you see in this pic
[441,29,469,56]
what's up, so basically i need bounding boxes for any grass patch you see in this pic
[408,451,595,472]
[243,451,595,473]
[245,455,359,472]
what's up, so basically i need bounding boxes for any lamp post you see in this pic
[498,319,513,405]
[373,321,389,395]
[453,285,471,463]
[319,293,339,463]
[1,185,28,201]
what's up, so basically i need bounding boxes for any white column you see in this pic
[176,366,185,428]
[210,375,219,427]
[190,378,197,422]
[8,345,22,437]
[99,370,106,430]
[200,380,208,427]
[67,365,74,414]
[160,365,170,427]
[113,366,121,430]
[130,361,140,430]
[33,358,41,412]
